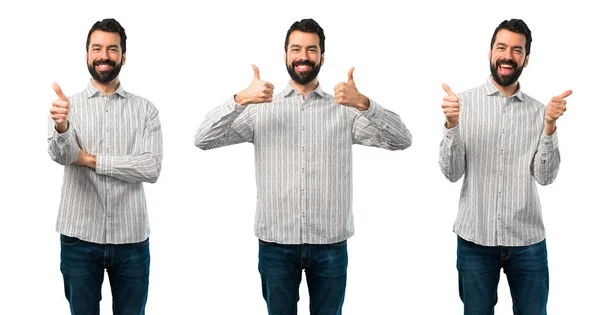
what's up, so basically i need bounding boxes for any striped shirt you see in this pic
[47,80,163,244]
[195,83,412,244]
[439,77,560,246]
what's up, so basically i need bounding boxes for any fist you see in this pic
[50,82,70,133]
[334,67,369,111]
[235,65,274,105]
[545,90,572,124]
[441,83,460,128]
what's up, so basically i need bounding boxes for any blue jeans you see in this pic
[457,236,549,315]
[60,234,150,315]
[258,239,348,315]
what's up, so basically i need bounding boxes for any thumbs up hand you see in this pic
[234,64,275,106]
[50,82,70,133]
[334,67,370,111]
[441,83,460,128]
[544,90,572,135]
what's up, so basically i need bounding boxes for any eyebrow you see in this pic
[289,44,319,50]
[90,43,120,49]
[495,42,524,50]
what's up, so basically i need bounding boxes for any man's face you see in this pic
[489,29,528,87]
[285,31,323,85]
[87,30,125,83]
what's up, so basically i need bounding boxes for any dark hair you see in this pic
[490,19,532,56]
[284,18,325,53]
[86,18,127,53]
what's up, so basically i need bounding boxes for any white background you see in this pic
[1,0,597,314]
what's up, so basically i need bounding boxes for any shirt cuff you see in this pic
[53,122,75,142]
[95,155,111,176]
[223,96,247,116]
[443,123,460,139]
[362,99,383,121]
[539,129,558,152]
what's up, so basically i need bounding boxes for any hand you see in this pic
[50,82,70,133]
[441,83,460,128]
[234,65,274,106]
[544,90,572,135]
[334,67,370,111]
[74,149,96,169]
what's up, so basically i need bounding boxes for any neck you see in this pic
[290,78,319,98]
[491,76,519,97]
[92,78,120,95]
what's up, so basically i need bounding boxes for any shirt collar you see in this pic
[85,80,127,99]
[283,81,326,98]
[484,76,524,101]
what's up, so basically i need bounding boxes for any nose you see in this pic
[299,49,308,60]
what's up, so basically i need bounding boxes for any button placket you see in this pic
[299,96,308,241]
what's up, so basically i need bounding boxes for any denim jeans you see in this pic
[60,234,150,315]
[258,239,348,315]
[457,236,549,315]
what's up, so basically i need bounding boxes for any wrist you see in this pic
[445,120,458,129]
[55,121,68,133]
[234,93,248,106]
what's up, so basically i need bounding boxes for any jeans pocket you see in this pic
[60,234,81,246]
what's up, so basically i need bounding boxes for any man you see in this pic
[195,18,411,315]
[439,19,570,315]
[48,18,162,315]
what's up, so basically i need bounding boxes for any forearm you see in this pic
[47,120,79,165]
[532,132,560,185]
[96,153,162,183]
[194,97,251,150]
[439,125,466,182]
[354,100,412,150]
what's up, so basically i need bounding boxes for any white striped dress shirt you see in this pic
[48,81,163,244]
[439,77,560,246]
[195,83,412,244]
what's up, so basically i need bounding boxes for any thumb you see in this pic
[53,82,68,101]
[557,90,573,99]
[347,67,355,84]
[442,83,456,97]
[252,64,260,80]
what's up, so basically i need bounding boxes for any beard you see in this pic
[87,59,122,83]
[490,58,524,87]
[286,59,321,85]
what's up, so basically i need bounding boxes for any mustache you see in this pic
[292,59,315,67]
[92,59,116,67]
[496,58,518,68]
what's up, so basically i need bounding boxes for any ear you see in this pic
[320,53,325,67]
[523,55,529,68]
[86,52,89,63]
[488,50,491,60]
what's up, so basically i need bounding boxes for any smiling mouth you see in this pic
[498,64,514,75]
[295,64,312,72]
[95,64,113,71]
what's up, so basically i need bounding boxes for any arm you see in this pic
[195,64,272,150]
[47,117,79,165]
[94,103,163,184]
[194,97,255,150]
[531,131,560,186]
[351,100,412,150]
[531,89,571,185]
[47,82,79,165]
[439,125,466,182]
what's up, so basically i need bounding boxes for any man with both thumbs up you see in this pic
[195,18,412,315]
[439,19,570,315]
[47,18,162,315]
